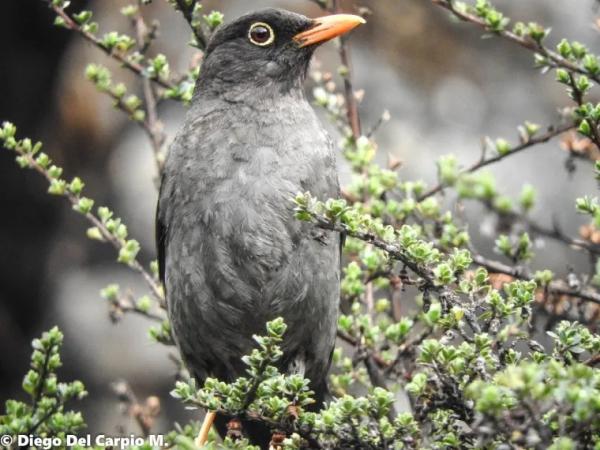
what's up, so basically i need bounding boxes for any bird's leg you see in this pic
[269,431,286,450]
[226,417,243,440]
[268,405,299,449]
[194,410,216,448]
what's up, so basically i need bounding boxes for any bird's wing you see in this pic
[155,172,167,285]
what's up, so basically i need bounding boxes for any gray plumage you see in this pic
[156,7,343,444]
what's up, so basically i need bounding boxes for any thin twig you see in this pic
[109,291,166,323]
[383,328,431,376]
[45,1,175,90]
[527,219,600,256]
[12,144,164,304]
[112,381,161,437]
[331,0,362,140]
[94,82,166,173]
[366,110,390,139]
[430,0,600,84]
[337,331,390,369]
[26,403,62,438]
[566,72,600,149]
[488,205,600,257]
[471,252,600,305]
[418,123,574,201]
[173,0,209,50]
[133,8,166,174]
[314,212,600,307]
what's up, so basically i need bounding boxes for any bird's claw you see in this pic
[269,430,286,450]
[226,418,243,441]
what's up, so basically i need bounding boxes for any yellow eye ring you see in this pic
[248,22,275,46]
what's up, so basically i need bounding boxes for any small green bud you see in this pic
[86,227,104,241]
[73,10,92,25]
[556,39,571,58]
[583,54,600,75]
[375,298,390,313]
[434,263,455,286]
[132,109,146,122]
[73,197,94,214]
[85,64,111,91]
[47,165,63,179]
[578,119,592,136]
[15,155,30,168]
[97,206,113,223]
[203,11,224,30]
[100,284,120,301]
[576,75,591,93]
[48,179,67,195]
[338,315,353,333]
[527,22,547,42]
[437,154,459,186]
[495,235,512,258]
[54,16,67,28]
[575,196,598,214]
[82,22,98,34]
[338,65,350,77]
[452,306,465,321]
[524,121,540,137]
[124,94,141,111]
[118,239,141,264]
[571,41,587,59]
[120,5,138,17]
[0,121,17,139]
[150,260,159,277]
[534,269,553,285]
[112,83,127,99]
[69,177,85,195]
[35,153,51,168]
[266,317,286,338]
[21,138,32,153]
[136,295,152,313]
[385,318,413,344]
[519,184,536,212]
[406,372,427,395]
[495,138,511,156]
[512,21,526,37]
[493,196,513,214]
[101,31,119,50]
[425,303,442,325]
[114,223,127,240]
[556,68,570,84]
[149,54,170,80]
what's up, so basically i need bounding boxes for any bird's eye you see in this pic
[248,22,275,46]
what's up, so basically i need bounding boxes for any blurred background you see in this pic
[2,0,600,435]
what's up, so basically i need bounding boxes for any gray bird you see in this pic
[156,8,364,446]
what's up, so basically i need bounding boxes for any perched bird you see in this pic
[156,8,364,446]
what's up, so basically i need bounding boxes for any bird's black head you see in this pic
[196,8,364,96]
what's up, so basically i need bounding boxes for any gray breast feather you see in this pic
[156,94,340,388]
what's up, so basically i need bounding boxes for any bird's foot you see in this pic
[269,430,286,450]
[226,417,243,441]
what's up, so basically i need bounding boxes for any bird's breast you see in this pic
[161,92,338,307]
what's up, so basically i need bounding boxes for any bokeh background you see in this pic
[2,0,600,435]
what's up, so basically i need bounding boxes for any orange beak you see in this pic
[293,14,366,48]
